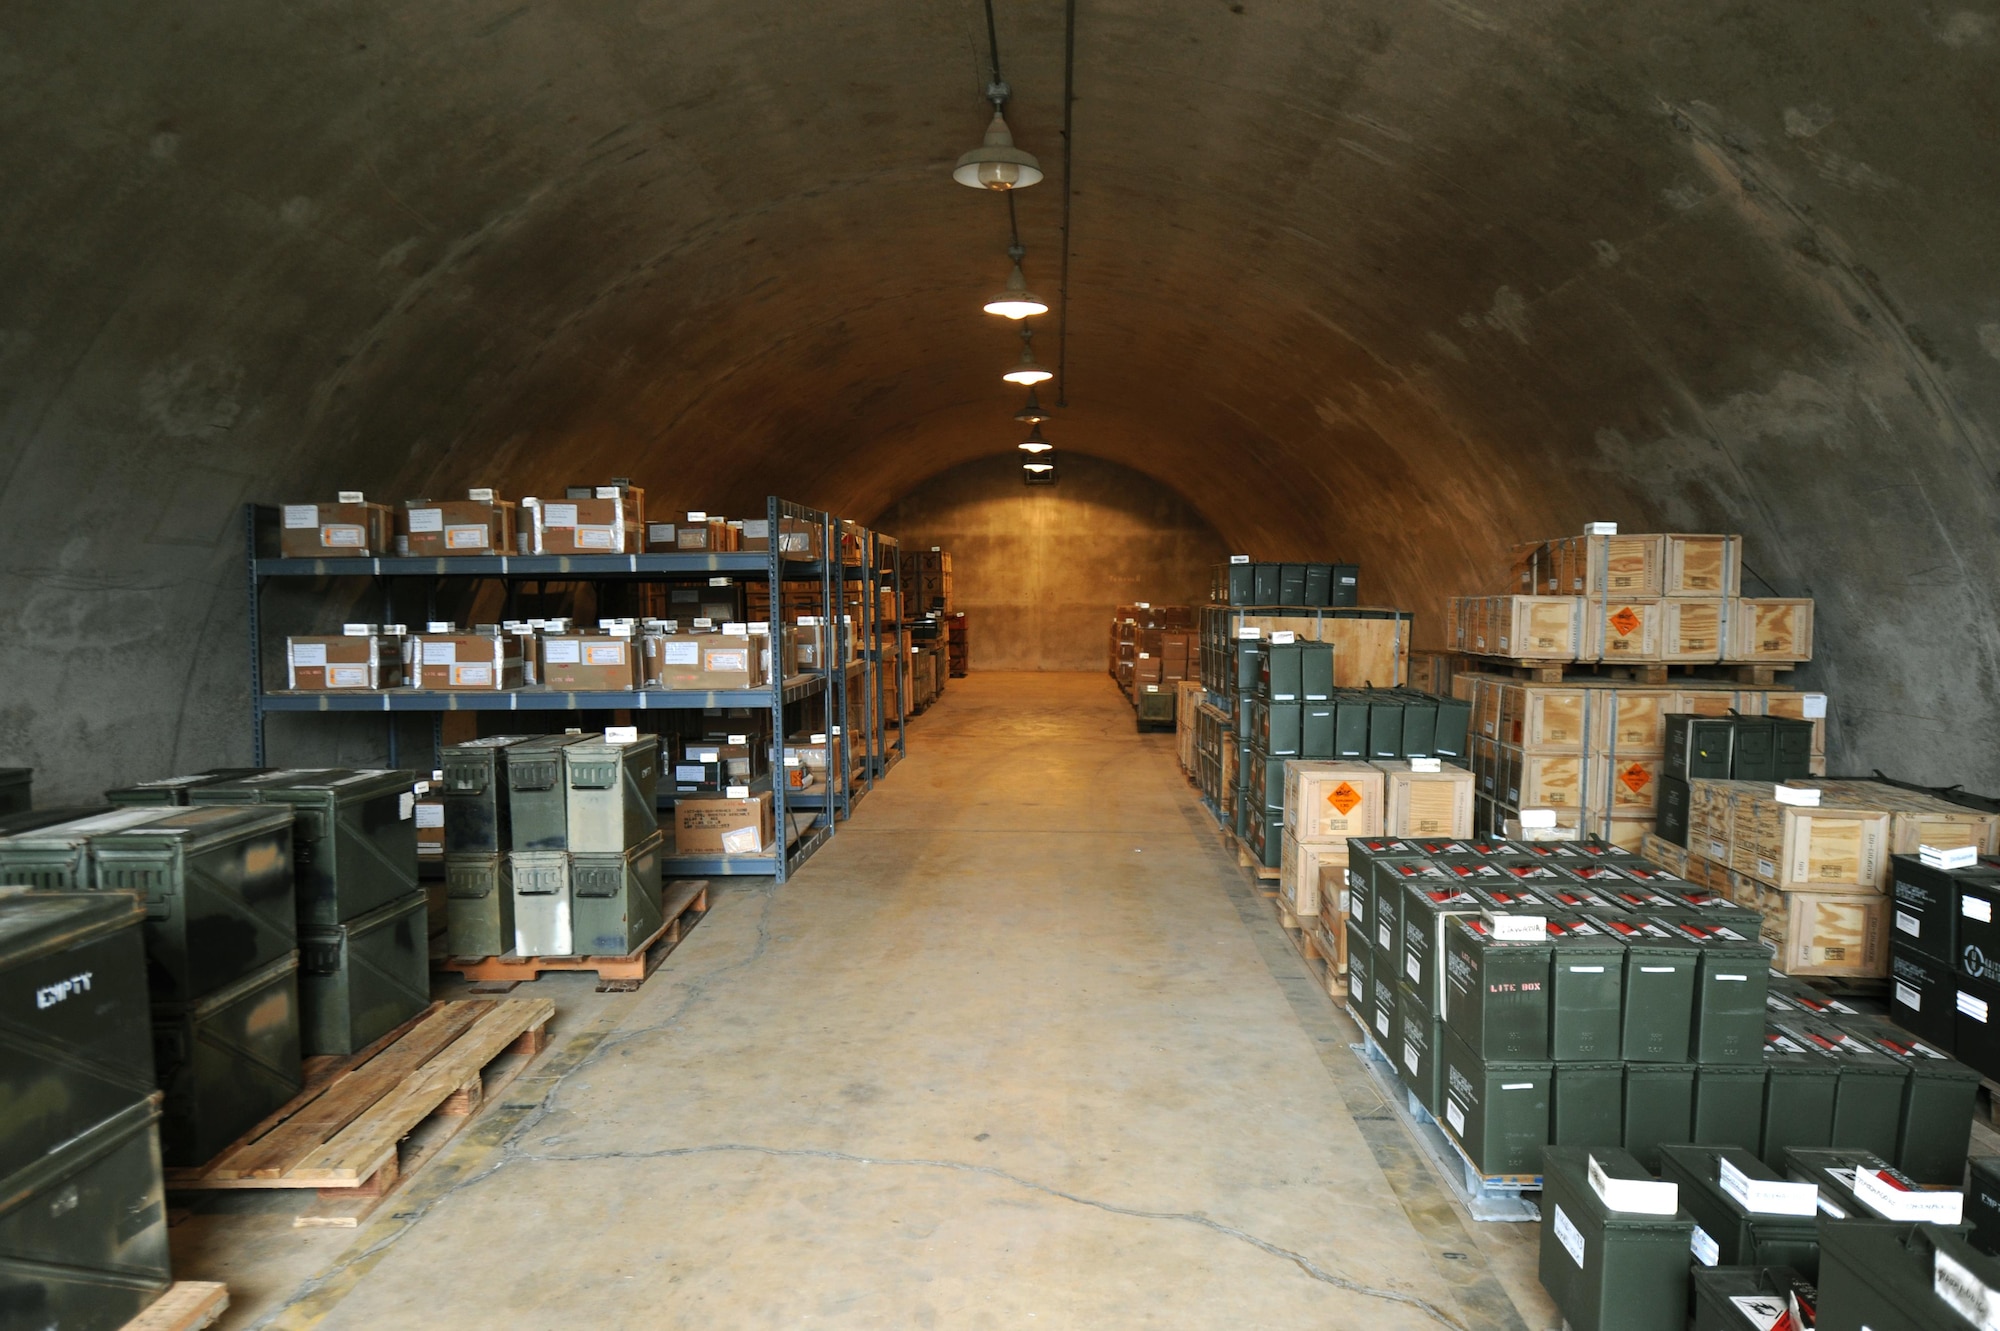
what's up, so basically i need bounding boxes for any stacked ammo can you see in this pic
[1340,835,1981,1189]
[0,890,175,1329]
[0,802,306,1168]
[191,769,427,1059]
[1886,848,2000,1091]
[496,733,664,958]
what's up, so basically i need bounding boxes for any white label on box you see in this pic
[1568,964,1605,974]
[1405,952,1420,981]
[725,784,751,800]
[1774,784,1820,807]
[1897,910,1922,937]
[1374,1009,1390,1037]
[687,510,709,522]
[468,487,494,502]
[1377,922,1392,950]
[576,525,615,548]
[648,523,676,542]
[661,642,700,666]
[328,665,367,688]
[1137,652,1150,659]
[424,641,457,665]
[407,507,444,532]
[1588,1154,1680,1215]
[1552,1204,1586,1269]
[1690,1225,1719,1267]
[727,734,749,745]
[1486,912,1546,940]
[708,576,731,587]
[1444,1098,1465,1134]
[1501,1082,1535,1091]
[1238,626,1261,639]
[415,802,444,828]
[543,502,578,527]
[1853,1168,1964,1223]
[322,524,365,547]
[605,726,639,743]
[1935,1249,2000,1331]
[723,622,749,637]
[398,791,415,820]
[720,824,762,854]
[1340,574,1356,585]
[1959,991,1990,1023]
[1966,895,1994,923]
[283,504,318,528]
[1708,838,1729,861]
[1925,844,1981,869]
[451,663,493,686]
[543,639,581,664]
[1896,981,1921,1011]
[1727,1295,1787,1330]
[1271,630,1296,644]
[1757,857,1778,879]
[1585,521,1619,535]
[1403,1041,1420,1075]
[1519,808,1557,828]
[1230,554,1251,564]
[445,525,489,549]
[337,490,364,503]
[290,642,328,667]
[1411,757,1443,773]
[584,642,627,666]
[1718,1157,1818,1216]
[343,622,374,636]
[1802,692,1828,719]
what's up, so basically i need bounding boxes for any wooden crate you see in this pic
[1321,614,1410,688]
[1727,796,1889,892]
[1640,832,1693,877]
[1483,596,1585,660]
[1586,686,1675,755]
[1754,885,1889,978]
[1380,761,1476,837]
[1505,747,1584,812]
[1549,534,1666,597]
[1660,598,1727,663]
[1284,760,1386,842]
[1279,832,1344,917]
[1783,779,2000,856]
[1729,598,1814,663]
[1505,682,1590,752]
[1584,598,1663,662]
[1662,535,1741,597]
[1175,680,1204,773]
[1588,753,1665,817]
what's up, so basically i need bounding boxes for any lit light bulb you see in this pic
[953,110,1044,191]
[1023,462,1055,473]
[983,263,1048,319]
[1018,425,1053,453]
[1003,328,1052,385]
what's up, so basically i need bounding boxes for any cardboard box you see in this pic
[279,495,394,556]
[286,628,408,690]
[520,483,645,554]
[541,632,642,691]
[739,517,823,558]
[401,492,515,556]
[673,513,736,552]
[645,632,769,690]
[1379,761,1475,837]
[411,631,523,691]
[675,791,775,855]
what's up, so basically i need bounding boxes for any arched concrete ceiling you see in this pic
[3,0,1999,793]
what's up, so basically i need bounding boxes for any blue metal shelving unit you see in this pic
[244,496,892,883]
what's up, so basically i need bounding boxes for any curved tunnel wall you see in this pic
[2,1,1998,799]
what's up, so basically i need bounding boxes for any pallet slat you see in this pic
[123,1283,228,1331]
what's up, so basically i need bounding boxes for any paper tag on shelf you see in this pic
[337,491,365,503]
[727,734,748,745]
[342,623,374,636]
[1230,554,1251,564]
[468,487,494,502]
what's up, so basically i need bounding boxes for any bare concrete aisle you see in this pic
[198,673,1558,1330]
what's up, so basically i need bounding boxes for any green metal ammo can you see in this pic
[1759,1025,1839,1171]
[570,828,666,955]
[1659,1143,1821,1278]
[297,888,429,1056]
[506,735,593,852]
[248,769,419,929]
[1623,1062,1696,1170]
[562,735,660,854]
[1692,1063,1768,1153]
[441,736,539,854]
[1650,916,1770,1065]
[1395,978,1443,1115]
[1600,916,1701,1062]
[150,950,303,1168]
[1815,1221,1999,1331]
[1546,916,1627,1062]
[444,852,514,958]
[1773,1016,1907,1161]
[1440,1027,1552,1176]
[1539,1147,1696,1331]
[0,806,182,888]
[1551,1062,1625,1149]
[1397,882,1481,998]
[510,850,572,956]
[1836,1016,1978,1184]
[1443,915,1552,1060]
[1689,1266,1809,1331]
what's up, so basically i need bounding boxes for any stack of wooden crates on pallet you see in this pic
[1447,531,1813,670]
[1454,673,1827,847]
[1175,680,1205,776]
[1643,780,2000,981]
[900,547,952,616]
[1281,758,1475,977]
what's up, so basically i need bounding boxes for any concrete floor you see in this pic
[174,672,1558,1331]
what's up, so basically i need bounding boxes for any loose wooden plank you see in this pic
[212,1002,492,1179]
[290,999,554,1182]
[123,1283,228,1331]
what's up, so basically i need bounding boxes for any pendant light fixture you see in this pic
[1003,326,1052,385]
[953,84,1044,191]
[1013,388,1051,424]
[983,244,1048,319]
[1022,459,1057,486]
[1017,424,1053,454]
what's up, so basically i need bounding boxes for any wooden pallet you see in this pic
[1459,654,1791,687]
[1230,831,1282,885]
[125,1284,228,1331]
[435,878,709,989]
[167,998,552,1227]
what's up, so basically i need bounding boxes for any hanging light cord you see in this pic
[1055,0,1075,406]
[982,0,1024,255]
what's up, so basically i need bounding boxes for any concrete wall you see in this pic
[876,455,1225,672]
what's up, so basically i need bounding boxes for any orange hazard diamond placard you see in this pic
[1619,763,1652,794]
[1327,782,1363,816]
[1609,606,1641,637]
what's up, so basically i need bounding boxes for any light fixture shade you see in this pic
[983,263,1048,319]
[1022,459,1057,486]
[1013,389,1052,424]
[1018,424,1053,453]
[1003,328,1052,385]
[953,111,1044,190]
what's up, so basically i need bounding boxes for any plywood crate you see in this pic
[1663,535,1742,598]
[1471,676,1505,742]
[1587,753,1665,818]
[1753,885,1889,978]
[1659,598,1727,663]
[1176,680,1204,774]
[1503,682,1589,752]
[1284,760,1386,843]
[1728,598,1814,663]
[1586,686,1674,755]
[1485,596,1585,660]
[1378,760,1476,837]
[1311,889,1349,973]
[1548,534,1666,597]
[1640,832,1693,877]
[1321,614,1409,688]
[1502,745,1584,813]
[1725,793,1889,892]
[1589,815,1653,852]
[1279,832,1345,917]
[1781,779,2000,856]
[1584,598,1663,662]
